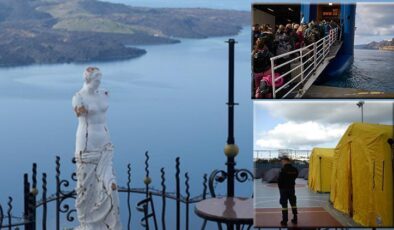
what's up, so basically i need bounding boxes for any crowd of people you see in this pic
[252,20,340,99]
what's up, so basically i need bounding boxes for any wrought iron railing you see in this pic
[0,151,253,230]
[270,27,339,98]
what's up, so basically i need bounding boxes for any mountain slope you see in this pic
[0,0,250,66]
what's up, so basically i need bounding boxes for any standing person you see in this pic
[73,67,122,230]
[285,23,296,50]
[275,25,292,84]
[253,24,261,46]
[278,156,298,226]
[252,39,273,98]
[294,24,304,49]
[260,24,275,54]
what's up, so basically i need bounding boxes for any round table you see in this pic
[194,197,253,230]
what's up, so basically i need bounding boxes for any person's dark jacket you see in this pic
[278,163,299,189]
[253,48,273,73]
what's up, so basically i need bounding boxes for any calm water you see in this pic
[0,28,253,228]
[323,49,394,92]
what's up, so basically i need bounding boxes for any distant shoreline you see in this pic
[354,38,394,51]
[379,46,394,51]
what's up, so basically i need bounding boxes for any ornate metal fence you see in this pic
[0,151,253,230]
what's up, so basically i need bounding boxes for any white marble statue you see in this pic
[72,67,122,230]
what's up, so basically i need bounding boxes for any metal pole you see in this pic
[226,39,237,198]
[271,59,276,98]
[357,101,364,123]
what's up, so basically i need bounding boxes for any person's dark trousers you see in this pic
[279,188,297,222]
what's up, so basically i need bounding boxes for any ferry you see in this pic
[252,3,393,99]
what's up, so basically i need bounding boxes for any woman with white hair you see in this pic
[72,67,122,230]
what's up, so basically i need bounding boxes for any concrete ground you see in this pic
[304,85,394,99]
[254,178,360,228]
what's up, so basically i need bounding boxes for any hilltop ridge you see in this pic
[355,38,394,50]
[0,0,250,66]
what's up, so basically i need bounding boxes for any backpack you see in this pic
[254,68,284,98]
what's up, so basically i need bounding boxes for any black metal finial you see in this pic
[160,167,166,230]
[127,163,132,230]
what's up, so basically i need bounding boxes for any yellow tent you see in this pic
[330,122,393,227]
[308,148,335,192]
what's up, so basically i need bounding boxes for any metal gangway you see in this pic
[270,27,342,98]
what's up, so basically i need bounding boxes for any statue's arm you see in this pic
[72,94,87,117]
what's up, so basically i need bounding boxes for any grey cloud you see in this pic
[356,4,394,36]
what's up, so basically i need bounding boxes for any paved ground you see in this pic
[254,178,360,228]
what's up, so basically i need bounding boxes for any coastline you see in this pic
[0,27,246,69]
[379,46,394,51]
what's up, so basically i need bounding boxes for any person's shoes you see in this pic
[291,218,298,224]
[280,220,287,226]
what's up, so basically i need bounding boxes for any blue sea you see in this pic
[323,49,394,92]
[0,25,252,230]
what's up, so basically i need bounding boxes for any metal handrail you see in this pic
[270,28,339,98]
[254,149,312,160]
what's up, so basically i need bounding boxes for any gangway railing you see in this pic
[254,149,311,161]
[270,28,339,98]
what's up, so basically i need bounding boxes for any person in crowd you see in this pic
[260,24,275,54]
[294,24,304,49]
[274,25,292,83]
[253,23,261,45]
[278,156,298,226]
[304,21,320,45]
[252,38,273,98]
[285,24,296,50]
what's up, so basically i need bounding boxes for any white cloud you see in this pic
[255,121,347,150]
[254,101,393,151]
[356,4,394,42]
[255,101,393,125]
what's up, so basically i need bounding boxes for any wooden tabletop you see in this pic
[194,197,253,225]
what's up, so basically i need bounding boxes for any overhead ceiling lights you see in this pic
[288,7,294,12]
[267,8,274,12]
[329,3,333,6]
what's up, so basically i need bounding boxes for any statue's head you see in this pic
[83,67,102,90]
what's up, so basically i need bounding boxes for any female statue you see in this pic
[72,67,122,230]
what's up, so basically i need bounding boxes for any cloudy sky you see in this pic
[254,101,393,151]
[355,3,394,44]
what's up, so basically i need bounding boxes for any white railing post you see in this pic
[271,59,276,99]
[299,49,304,83]
[331,29,334,45]
[313,42,317,70]
[326,37,329,56]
